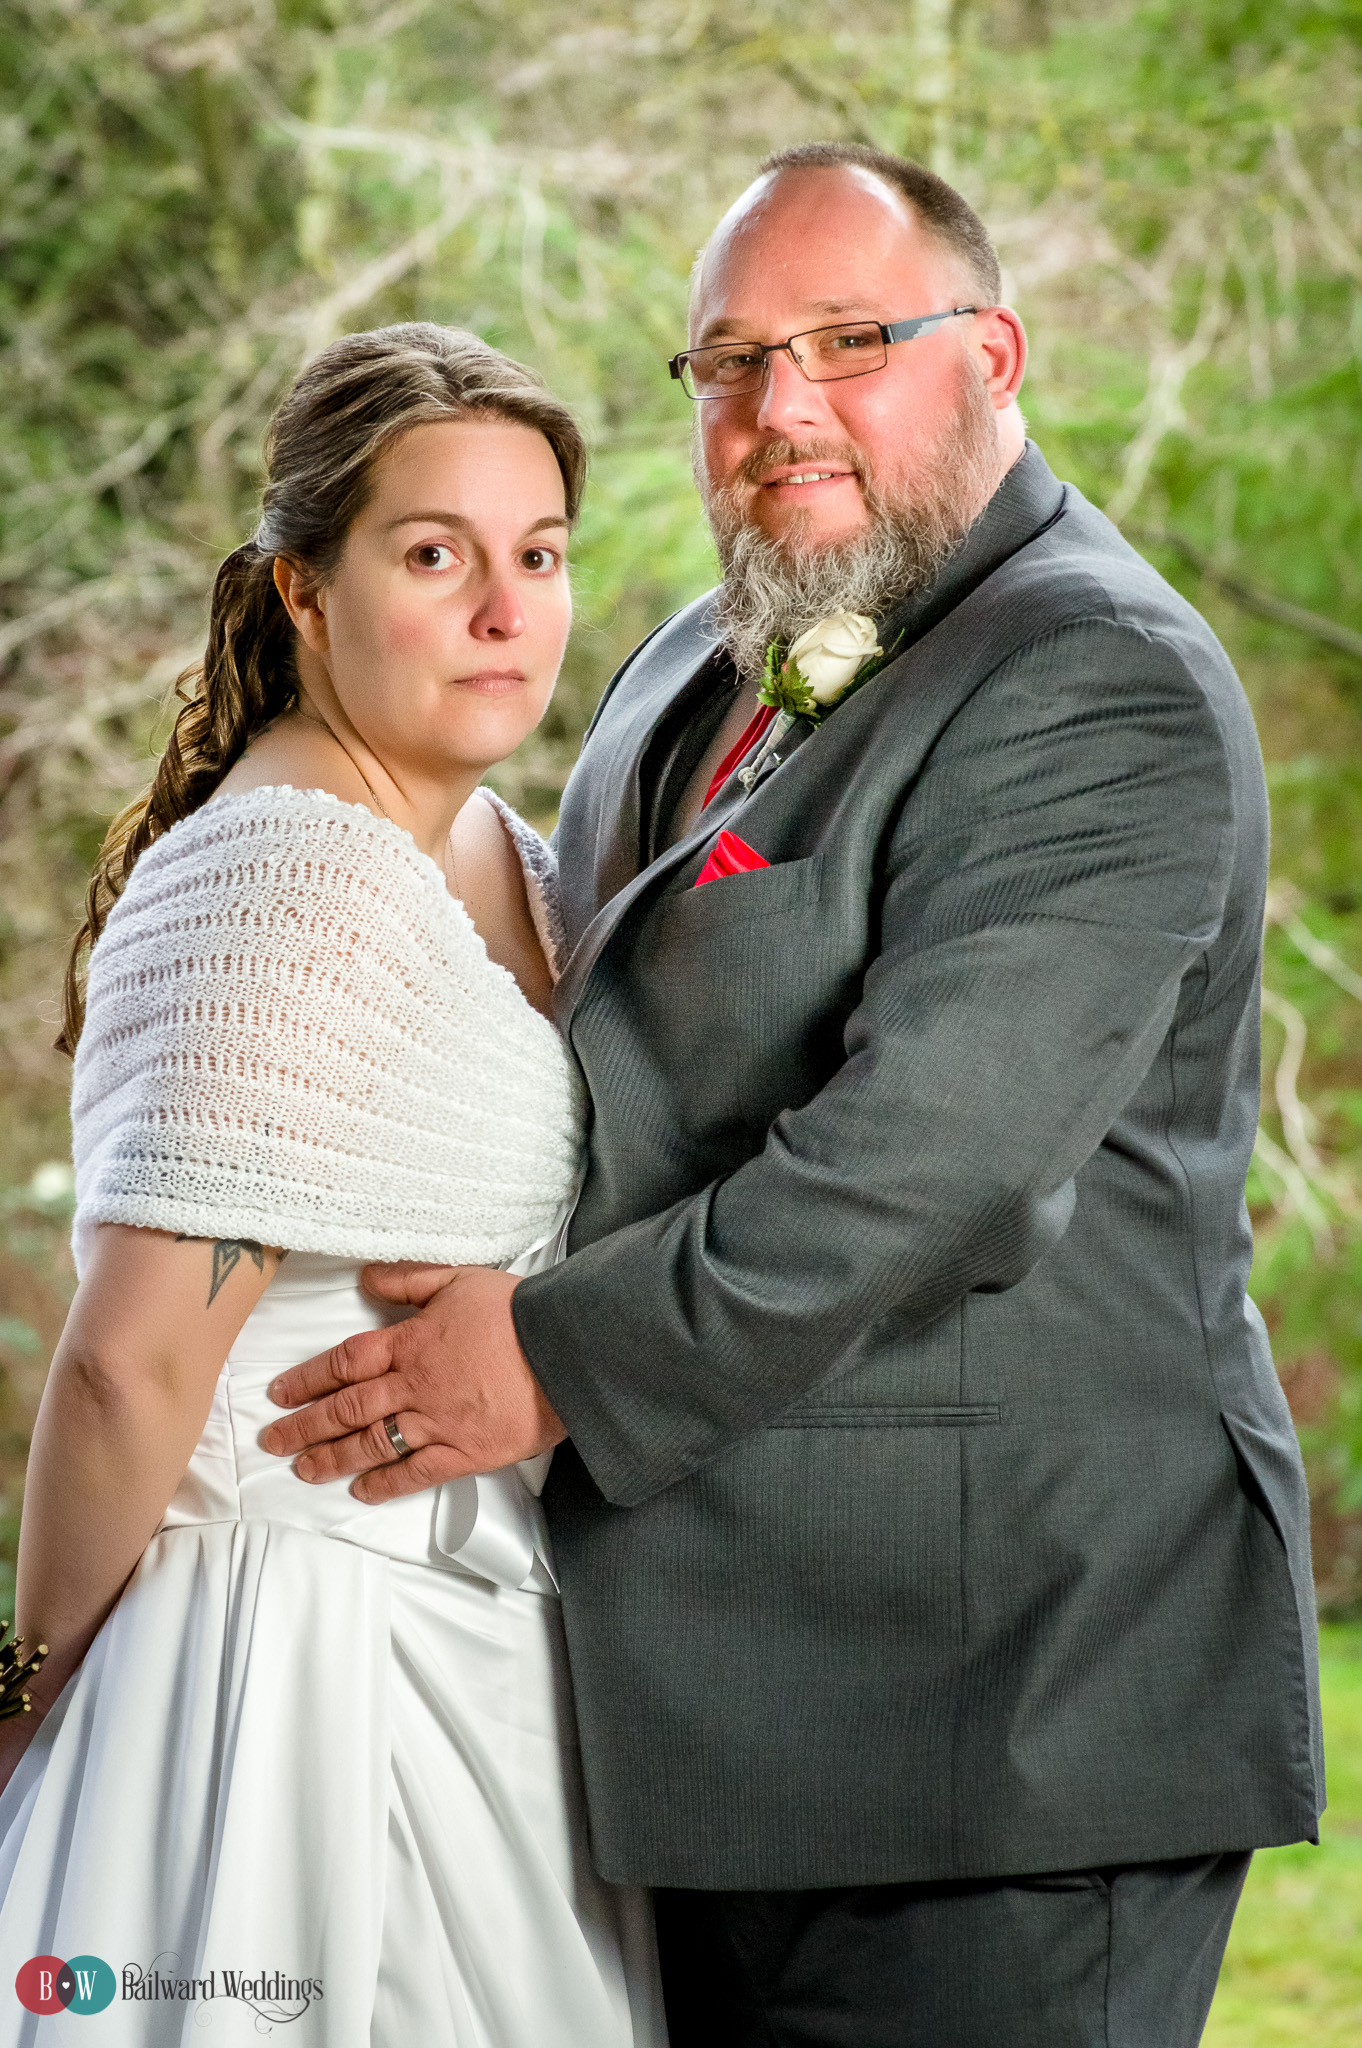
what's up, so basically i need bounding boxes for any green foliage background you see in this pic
[12,0,1362,1588]
[3,3,1362,2031]
[3,0,1362,1530]
[5,0,1362,1583]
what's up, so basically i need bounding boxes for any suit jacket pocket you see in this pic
[768,1402,1002,1429]
[657,851,825,930]
[601,848,843,1161]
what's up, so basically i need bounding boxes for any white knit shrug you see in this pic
[70,785,583,1273]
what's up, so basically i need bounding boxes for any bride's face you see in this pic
[310,416,572,777]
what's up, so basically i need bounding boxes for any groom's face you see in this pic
[690,166,1008,553]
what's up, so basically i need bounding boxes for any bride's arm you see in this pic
[2,1224,280,1771]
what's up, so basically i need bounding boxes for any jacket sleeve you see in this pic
[512,616,1243,1505]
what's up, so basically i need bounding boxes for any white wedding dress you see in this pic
[0,788,666,2048]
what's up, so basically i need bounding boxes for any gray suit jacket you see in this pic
[512,444,1324,1890]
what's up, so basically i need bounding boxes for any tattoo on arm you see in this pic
[176,1236,268,1308]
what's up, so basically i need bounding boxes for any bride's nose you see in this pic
[467,571,526,642]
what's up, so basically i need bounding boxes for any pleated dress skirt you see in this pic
[0,1258,666,2048]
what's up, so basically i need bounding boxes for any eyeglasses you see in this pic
[668,308,980,401]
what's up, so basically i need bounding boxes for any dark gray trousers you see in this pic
[654,1854,1252,2048]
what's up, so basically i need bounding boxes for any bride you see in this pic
[0,324,665,2047]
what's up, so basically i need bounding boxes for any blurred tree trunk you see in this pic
[913,0,956,174]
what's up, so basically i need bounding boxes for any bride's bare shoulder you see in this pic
[449,784,523,875]
[214,715,374,810]
[450,790,555,1016]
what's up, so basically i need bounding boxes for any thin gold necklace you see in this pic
[291,703,463,899]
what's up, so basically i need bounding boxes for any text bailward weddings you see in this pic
[121,1962,323,2020]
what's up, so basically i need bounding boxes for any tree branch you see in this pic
[1135,530,1362,665]
[1273,124,1362,286]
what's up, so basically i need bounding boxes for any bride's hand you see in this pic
[260,1264,566,1503]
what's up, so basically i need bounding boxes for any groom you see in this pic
[266,144,1323,2044]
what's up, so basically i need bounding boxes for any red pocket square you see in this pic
[694,831,771,888]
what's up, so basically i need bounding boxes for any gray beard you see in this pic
[703,363,1000,685]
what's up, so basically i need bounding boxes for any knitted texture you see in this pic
[479,785,567,973]
[71,786,583,1271]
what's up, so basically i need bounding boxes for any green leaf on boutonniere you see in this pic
[757,621,905,727]
[757,639,820,721]
[738,624,906,793]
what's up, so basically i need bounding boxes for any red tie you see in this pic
[702,704,777,809]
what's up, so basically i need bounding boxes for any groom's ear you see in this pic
[272,554,331,654]
[975,305,1028,409]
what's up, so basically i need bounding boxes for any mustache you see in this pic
[728,438,867,490]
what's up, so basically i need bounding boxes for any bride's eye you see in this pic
[409,542,458,571]
[520,546,561,574]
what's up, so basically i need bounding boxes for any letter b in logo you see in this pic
[16,1958,64,2016]
[16,1955,115,2015]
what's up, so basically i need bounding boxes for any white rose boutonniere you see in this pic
[785,611,883,706]
[737,610,900,789]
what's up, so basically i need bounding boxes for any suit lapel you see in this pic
[554,769,753,1026]
[563,595,723,932]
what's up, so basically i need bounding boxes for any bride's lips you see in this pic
[452,669,528,697]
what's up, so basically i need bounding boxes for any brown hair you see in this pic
[757,142,1003,307]
[58,322,587,1054]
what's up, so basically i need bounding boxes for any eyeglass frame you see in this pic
[668,306,982,401]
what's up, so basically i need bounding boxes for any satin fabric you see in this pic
[0,1256,665,2047]
[158,1251,560,1594]
[692,831,772,889]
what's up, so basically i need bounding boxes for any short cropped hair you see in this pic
[758,142,1002,306]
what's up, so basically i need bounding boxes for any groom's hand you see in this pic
[259,1264,565,1504]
